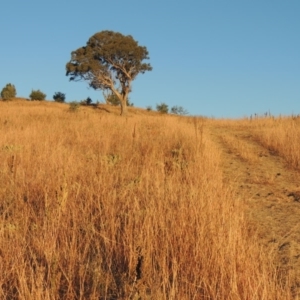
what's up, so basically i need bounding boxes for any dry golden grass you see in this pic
[251,117,300,170]
[219,133,259,163]
[0,101,292,299]
[207,116,300,299]
[214,116,300,170]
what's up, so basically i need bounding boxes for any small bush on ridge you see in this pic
[156,102,169,114]
[1,83,16,100]
[53,92,66,103]
[106,94,132,106]
[171,105,189,116]
[80,97,92,106]
[29,89,46,101]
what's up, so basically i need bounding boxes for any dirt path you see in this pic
[209,124,300,295]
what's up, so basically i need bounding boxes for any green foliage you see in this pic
[69,101,80,112]
[29,89,46,101]
[1,83,16,100]
[156,103,169,114]
[107,94,132,106]
[80,97,92,106]
[86,97,92,105]
[171,106,189,116]
[53,92,66,103]
[146,106,152,111]
[66,30,152,115]
[107,94,121,106]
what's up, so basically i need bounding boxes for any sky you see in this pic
[1,0,299,118]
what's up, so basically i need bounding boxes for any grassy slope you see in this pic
[0,100,294,299]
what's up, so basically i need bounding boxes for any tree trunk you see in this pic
[120,98,128,116]
[111,88,128,116]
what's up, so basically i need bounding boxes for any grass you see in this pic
[251,116,300,170]
[219,133,259,163]
[0,101,294,299]
[213,116,300,171]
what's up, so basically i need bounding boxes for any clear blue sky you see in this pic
[1,0,299,117]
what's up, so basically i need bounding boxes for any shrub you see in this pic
[106,94,132,106]
[29,89,46,101]
[146,106,152,111]
[86,97,92,105]
[156,102,169,114]
[171,105,189,116]
[1,83,16,100]
[106,94,119,106]
[53,92,66,103]
[80,97,92,106]
[69,101,80,112]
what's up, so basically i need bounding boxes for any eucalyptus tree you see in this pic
[66,30,152,115]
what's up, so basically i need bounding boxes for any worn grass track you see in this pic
[210,121,300,297]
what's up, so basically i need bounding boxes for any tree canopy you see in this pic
[156,103,169,114]
[66,30,152,115]
[29,89,46,101]
[53,92,66,103]
[1,83,16,100]
[171,106,189,116]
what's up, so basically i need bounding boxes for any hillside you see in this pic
[0,100,299,299]
[3,98,161,116]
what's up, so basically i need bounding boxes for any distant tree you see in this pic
[171,105,189,116]
[156,103,169,114]
[86,97,92,105]
[80,97,93,106]
[66,30,152,116]
[1,83,16,100]
[53,92,66,103]
[29,89,46,101]
[146,106,152,111]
